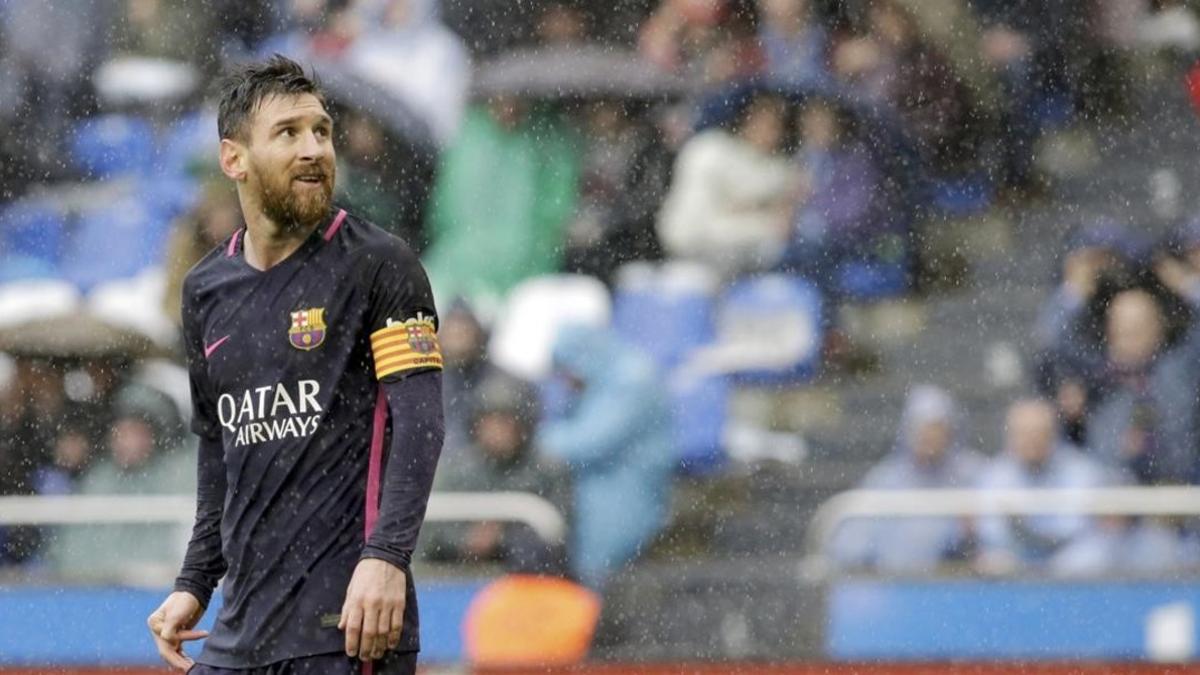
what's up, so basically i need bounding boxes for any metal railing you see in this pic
[805,486,1200,573]
[0,490,566,544]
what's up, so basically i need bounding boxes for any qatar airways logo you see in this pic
[217,380,323,447]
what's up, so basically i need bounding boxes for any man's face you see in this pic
[910,419,951,465]
[110,418,155,471]
[1005,400,1057,469]
[241,92,337,231]
[475,412,525,461]
[1107,289,1164,369]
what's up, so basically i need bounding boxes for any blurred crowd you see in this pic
[4,0,1200,592]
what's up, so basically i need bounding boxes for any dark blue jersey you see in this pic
[174,208,443,668]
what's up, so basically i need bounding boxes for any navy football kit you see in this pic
[174,207,444,672]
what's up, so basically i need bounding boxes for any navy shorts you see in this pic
[188,651,417,675]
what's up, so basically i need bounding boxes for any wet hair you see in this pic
[217,54,326,142]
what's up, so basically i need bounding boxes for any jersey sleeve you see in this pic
[361,238,443,382]
[181,278,222,441]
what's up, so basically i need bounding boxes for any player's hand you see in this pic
[339,558,407,661]
[147,591,208,672]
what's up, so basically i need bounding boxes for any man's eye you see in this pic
[280,128,295,137]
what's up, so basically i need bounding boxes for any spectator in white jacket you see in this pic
[657,91,798,279]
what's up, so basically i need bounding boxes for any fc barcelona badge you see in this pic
[289,308,327,350]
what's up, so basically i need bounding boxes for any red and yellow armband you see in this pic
[369,315,443,380]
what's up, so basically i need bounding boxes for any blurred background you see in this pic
[6,0,1200,672]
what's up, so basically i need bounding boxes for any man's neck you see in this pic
[241,207,320,271]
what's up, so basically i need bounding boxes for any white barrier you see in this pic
[0,490,566,544]
[805,486,1200,571]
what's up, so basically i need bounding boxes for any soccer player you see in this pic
[145,55,445,674]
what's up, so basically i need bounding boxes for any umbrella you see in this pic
[311,59,438,156]
[472,45,688,100]
[0,314,163,360]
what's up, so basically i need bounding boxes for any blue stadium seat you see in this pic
[670,373,729,475]
[60,198,170,291]
[717,274,823,385]
[837,256,909,301]
[612,263,717,372]
[0,200,66,265]
[0,255,58,283]
[142,174,201,223]
[161,112,218,176]
[931,173,993,217]
[71,114,156,178]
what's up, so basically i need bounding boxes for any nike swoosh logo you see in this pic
[204,335,231,358]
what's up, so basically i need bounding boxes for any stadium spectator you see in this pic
[639,0,765,88]
[832,385,984,573]
[161,179,241,327]
[1049,515,1199,577]
[832,0,980,181]
[343,0,471,146]
[47,383,194,583]
[756,0,829,88]
[103,0,218,74]
[32,412,97,497]
[439,299,492,459]
[426,372,569,575]
[657,90,795,279]
[537,325,674,589]
[422,94,580,314]
[0,1,106,190]
[1032,223,1143,442]
[1086,289,1200,484]
[561,99,673,281]
[975,398,1114,574]
[0,356,59,565]
[777,98,894,297]
[331,108,429,244]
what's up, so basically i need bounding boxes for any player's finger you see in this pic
[176,629,210,641]
[360,605,381,661]
[372,610,391,661]
[388,605,403,649]
[152,633,192,671]
[343,605,363,657]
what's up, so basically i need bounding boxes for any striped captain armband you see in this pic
[369,313,444,379]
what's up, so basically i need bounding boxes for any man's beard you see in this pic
[253,161,335,232]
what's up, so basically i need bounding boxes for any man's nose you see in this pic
[297,129,328,161]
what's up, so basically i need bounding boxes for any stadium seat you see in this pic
[837,256,909,301]
[489,274,611,381]
[142,174,201,223]
[60,198,170,292]
[931,173,993,217]
[669,371,729,475]
[0,200,66,265]
[160,111,218,176]
[706,274,824,385]
[0,255,57,283]
[612,261,718,372]
[71,114,156,178]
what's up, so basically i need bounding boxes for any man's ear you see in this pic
[219,138,248,182]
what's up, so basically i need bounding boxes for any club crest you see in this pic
[288,308,327,350]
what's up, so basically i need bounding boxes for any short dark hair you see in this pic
[217,54,326,142]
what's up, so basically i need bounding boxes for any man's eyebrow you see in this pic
[271,113,334,129]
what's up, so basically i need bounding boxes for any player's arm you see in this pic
[149,282,228,671]
[341,370,444,660]
[173,433,229,606]
[340,238,445,662]
[362,371,444,570]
